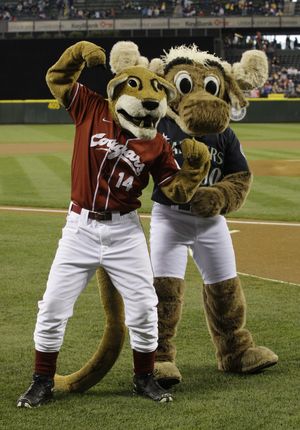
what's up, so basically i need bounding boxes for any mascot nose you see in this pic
[142,100,159,111]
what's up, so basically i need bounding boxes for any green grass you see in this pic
[0,124,74,143]
[0,124,299,428]
[0,212,299,430]
[230,123,300,141]
[1,123,299,221]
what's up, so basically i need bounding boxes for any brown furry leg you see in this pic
[153,277,185,388]
[203,276,278,373]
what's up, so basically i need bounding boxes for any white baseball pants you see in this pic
[150,203,237,284]
[34,207,158,353]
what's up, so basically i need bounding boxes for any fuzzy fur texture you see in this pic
[154,277,186,363]
[109,41,149,74]
[161,44,268,92]
[232,50,269,90]
[152,277,186,386]
[46,41,106,107]
[191,171,253,217]
[157,44,268,125]
[202,277,278,373]
[161,138,211,204]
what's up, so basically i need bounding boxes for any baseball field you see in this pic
[0,123,299,429]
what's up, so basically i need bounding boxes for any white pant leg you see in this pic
[100,212,158,353]
[191,215,237,284]
[34,211,100,352]
[150,203,195,279]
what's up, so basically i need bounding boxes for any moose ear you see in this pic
[157,76,177,102]
[232,50,268,90]
[106,73,128,100]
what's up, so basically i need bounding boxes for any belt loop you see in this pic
[111,212,121,223]
[80,208,89,224]
[68,201,73,214]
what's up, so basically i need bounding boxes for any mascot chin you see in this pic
[55,43,277,394]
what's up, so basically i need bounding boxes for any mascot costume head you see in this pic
[54,43,277,394]
[149,44,268,135]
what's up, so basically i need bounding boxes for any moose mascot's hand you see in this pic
[191,186,225,217]
[181,138,210,171]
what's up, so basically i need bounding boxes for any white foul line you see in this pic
[0,206,66,214]
[227,219,300,227]
[0,206,300,227]
[238,272,300,287]
[1,205,299,286]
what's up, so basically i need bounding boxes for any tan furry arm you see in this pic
[161,138,211,204]
[45,41,106,107]
[190,171,253,217]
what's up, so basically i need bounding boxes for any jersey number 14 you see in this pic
[116,172,134,191]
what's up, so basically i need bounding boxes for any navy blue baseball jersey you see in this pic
[152,116,250,205]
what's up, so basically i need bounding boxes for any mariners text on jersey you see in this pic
[152,116,250,206]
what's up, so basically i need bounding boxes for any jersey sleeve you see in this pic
[151,135,180,186]
[223,128,250,175]
[66,83,106,126]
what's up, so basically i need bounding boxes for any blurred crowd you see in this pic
[0,0,118,20]
[0,0,293,21]
[1,1,300,98]
[224,31,300,98]
[248,60,300,98]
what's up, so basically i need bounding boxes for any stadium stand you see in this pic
[1,0,298,20]
[1,0,300,98]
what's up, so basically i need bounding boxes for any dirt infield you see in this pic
[0,142,72,155]
[229,220,300,285]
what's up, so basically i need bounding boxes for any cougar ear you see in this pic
[149,58,165,76]
[110,41,145,74]
[107,73,128,100]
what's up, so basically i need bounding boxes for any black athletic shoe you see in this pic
[133,373,173,402]
[17,374,54,408]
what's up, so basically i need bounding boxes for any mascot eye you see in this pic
[174,72,193,95]
[204,76,220,96]
[127,78,140,89]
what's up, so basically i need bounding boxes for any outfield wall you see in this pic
[0,99,300,124]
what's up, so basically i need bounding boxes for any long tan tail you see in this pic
[54,268,126,393]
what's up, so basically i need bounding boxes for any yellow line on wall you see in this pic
[1,98,300,104]
[0,100,55,103]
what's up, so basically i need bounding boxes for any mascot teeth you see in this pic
[117,109,158,129]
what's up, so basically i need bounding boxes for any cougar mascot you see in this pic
[15,40,210,406]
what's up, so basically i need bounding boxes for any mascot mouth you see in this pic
[117,109,159,129]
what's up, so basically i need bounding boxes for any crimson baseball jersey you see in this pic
[67,83,179,212]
